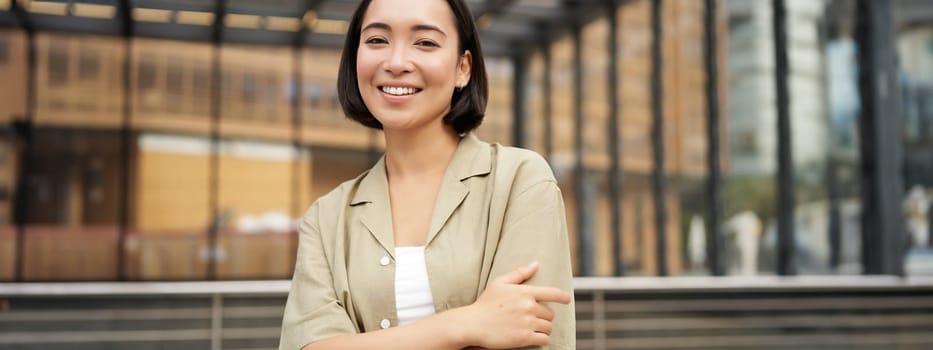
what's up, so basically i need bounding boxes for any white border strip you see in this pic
[573,275,933,292]
[0,280,292,296]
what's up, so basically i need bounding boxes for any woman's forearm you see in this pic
[299,263,568,350]
[301,307,471,350]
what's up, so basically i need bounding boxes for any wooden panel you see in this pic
[33,33,125,129]
[582,17,611,168]
[0,29,27,123]
[619,185,684,276]
[21,225,118,281]
[217,147,294,227]
[300,124,374,150]
[525,51,548,156]
[550,36,575,165]
[125,233,207,280]
[219,44,293,142]
[132,37,213,135]
[135,149,211,233]
[477,57,513,146]
[309,149,371,203]
[0,136,16,227]
[216,232,296,279]
[0,225,14,280]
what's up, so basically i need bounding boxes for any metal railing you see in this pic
[3,276,933,349]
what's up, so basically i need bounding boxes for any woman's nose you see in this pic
[385,44,413,75]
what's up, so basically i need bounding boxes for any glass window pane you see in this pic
[0,30,27,124]
[0,33,8,63]
[524,52,547,156]
[582,17,613,276]
[618,0,655,275]
[22,130,121,281]
[78,46,99,80]
[664,0,708,276]
[550,35,579,274]
[132,132,210,280]
[898,17,933,275]
[216,44,298,279]
[476,57,513,146]
[133,38,212,134]
[48,43,69,86]
[130,39,213,280]
[723,0,780,276]
[0,130,16,281]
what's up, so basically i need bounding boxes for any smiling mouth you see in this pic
[380,86,422,96]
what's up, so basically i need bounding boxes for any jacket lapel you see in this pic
[425,133,492,246]
[351,157,396,258]
[351,134,493,251]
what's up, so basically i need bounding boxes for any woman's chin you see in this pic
[374,115,438,133]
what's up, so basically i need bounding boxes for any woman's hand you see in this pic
[457,262,572,349]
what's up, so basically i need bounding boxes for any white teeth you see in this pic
[381,86,418,96]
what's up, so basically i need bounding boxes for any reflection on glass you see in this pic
[20,130,121,281]
[899,25,933,275]
[524,52,547,157]
[476,57,513,146]
[0,130,16,281]
[618,1,653,275]
[549,35,579,274]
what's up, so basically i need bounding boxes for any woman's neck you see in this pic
[383,121,461,182]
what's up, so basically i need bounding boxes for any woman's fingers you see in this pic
[532,317,553,336]
[495,261,540,285]
[526,285,572,304]
[470,262,570,349]
[527,330,552,346]
[532,302,555,321]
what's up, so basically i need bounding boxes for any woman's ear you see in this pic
[457,50,472,88]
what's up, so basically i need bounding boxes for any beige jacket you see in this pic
[279,133,575,350]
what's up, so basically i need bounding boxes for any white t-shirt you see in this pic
[393,246,437,325]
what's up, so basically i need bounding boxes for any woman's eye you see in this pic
[415,40,439,48]
[365,37,388,45]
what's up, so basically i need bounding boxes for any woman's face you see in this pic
[356,0,471,132]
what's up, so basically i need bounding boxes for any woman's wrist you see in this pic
[437,305,476,348]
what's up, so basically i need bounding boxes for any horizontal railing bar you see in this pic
[220,327,281,339]
[3,276,933,297]
[0,329,211,344]
[574,275,933,292]
[575,314,933,331]
[594,331,933,349]
[0,306,284,321]
[0,281,292,296]
[0,327,282,344]
[576,296,933,312]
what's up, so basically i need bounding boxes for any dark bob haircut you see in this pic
[337,0,488,134]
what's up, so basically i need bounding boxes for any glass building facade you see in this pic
[0,0,931,281]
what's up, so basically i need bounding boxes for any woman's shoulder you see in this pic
[489,142,557,188]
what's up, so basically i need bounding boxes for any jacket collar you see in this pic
[350,133,491,255]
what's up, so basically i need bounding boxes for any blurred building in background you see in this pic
[0,0,930,282]
[3,1,933,349]
[0,0,729,281]
[724,0,833,275]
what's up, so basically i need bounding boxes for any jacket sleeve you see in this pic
[279,202,357,350]
[488,179,576,350]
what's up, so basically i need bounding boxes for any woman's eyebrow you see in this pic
[361,22,391,32]
[361,22,446,37]
[412,24,447,37]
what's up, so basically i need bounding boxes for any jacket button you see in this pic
[379,255,390,266]
[380,318,391,329]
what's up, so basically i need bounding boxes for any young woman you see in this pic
[279,0,575,349]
